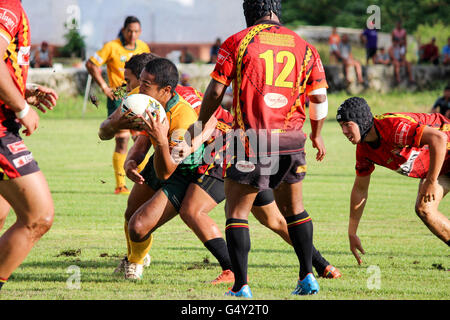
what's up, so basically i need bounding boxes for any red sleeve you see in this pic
[0,1,21,43]
[355,145,375,177]
[378,116,424,147]
[210,35,237,86]
[305,45,328,94]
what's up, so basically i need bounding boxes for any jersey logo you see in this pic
[0,8,19,33]
[397,150,420,176]
[264,92,288,109]
[217,48,230,65]
[394,122,411,146]
[18,46,30,65]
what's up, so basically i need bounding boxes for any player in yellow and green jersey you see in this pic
[86,16,150,195]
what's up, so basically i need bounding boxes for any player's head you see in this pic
[243,0,282,27]
[121,16,142,45]
[336,97,374,144]
[139,58,179,105]
[124,53,160,92]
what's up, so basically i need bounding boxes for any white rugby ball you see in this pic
[121,93,166,123]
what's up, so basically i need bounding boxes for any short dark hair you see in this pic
[123,16,141,29]
[243,0,282,27]
[125,53,160,79]
[144,58,179,93]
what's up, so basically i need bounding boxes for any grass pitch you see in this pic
[0,90,448,300]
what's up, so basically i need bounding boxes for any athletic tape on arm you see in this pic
[308,87,328,120]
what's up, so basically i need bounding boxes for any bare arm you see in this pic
[197,79,227,127]
[124,135,152,184]
[308,93,327,161]
[85,60,115,100]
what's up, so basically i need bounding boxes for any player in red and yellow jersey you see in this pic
[86,16,150,195]
[0,0,58,291]
[336,97,450,265]
[195,0,329,297]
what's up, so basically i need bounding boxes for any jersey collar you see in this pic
[165,92,180,112]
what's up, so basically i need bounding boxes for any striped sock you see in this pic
[286,211,314,280]
[0,277,7,290]
[225,218,250,292]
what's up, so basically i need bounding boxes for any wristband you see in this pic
[15,102,30,119]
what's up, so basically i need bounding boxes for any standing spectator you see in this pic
[391,20,407,54]
[431,86,450,118]
[374,47,390,65]
[442,37,450,65]
[360,22,378,65]
[31,41,53,68]
[180,47,194,64]
[328,26,340,64]
[419,37,440,65]
[389,39,414,84]
[209,38,221,64]
[335,34,364,84]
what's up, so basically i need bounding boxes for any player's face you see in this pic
[124,68,139,93]
[139,70,171,106]
[123,22,141,45]
[339,121,361,144]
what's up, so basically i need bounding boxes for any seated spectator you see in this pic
[374,47,390,65]
[209,38,221,64]
[31,41,53,68]
[431,85,450,118]
[360,22,378,65]
[442,37,450,66]
[328,26,341,64]
[334,34,364,84]
[180,47,194,64]
[389,39,414,84]
[180,73,191,86]
[391,20,407,54]
[419,37,440,65]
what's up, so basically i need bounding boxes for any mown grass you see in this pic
[0,90,448,300]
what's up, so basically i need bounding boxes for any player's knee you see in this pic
[179,205,197,225]
[415,203,433,220]
[23,209,54,240]
[128,219,149,242]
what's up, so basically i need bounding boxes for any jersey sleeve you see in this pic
[355,145,375,177]
[167,103,198,147]
[0,1,21,44]
[305,45,328,95]
[210,35,237,86]
[380,117,425,148]
[89,42,112,66]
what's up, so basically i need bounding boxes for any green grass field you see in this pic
[0,90,448,300]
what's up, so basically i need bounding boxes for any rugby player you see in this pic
[195,0,329,297]
[86,16,150,195]
[336,97,449,264]
[0,0,58,290]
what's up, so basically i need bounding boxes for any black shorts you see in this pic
[366,47,377,60]
[0,131,40,180]
[225,152,307,190]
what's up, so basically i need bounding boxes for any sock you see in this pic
[124,221,131,258]
[312,246,330,276]
[204,237,233,271]
[129,234,154,264]
[0,277,7,290]
[137,152,151,173]
[225,218,250,292]
[286,210,314,280]
[113,152,127,188]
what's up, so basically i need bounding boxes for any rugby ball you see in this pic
[121,93,166,123]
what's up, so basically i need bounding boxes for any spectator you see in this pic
[180,73,191,86]
[389,39,414,84]
[419,37,440,65]
[374,47,390,65]
[328,26,340,64]
[441,37,450,65]
[360,22,378,64]
[180,47,194,64]
[335,34,364,84]
[431,85,450,118]
[391,20,407,54]
[209,38,221,64]
[31,41,53,68]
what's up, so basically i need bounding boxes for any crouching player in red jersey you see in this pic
[195,0,330,297]
[336,97,450,265]
[0,0,58,290]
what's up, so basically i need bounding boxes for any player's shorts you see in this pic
[107,97,122,117]
[226,152,307,190]
[194,173,225,204]
[253,189,275,207]
[0,131,40,180]
[140,155,195,211]
[366,47,377,60]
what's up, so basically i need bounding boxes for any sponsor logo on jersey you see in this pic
[264,93,288,109]
[7,140,27,154]
[394,122,411,146]
[13,153,33,169]
[18,46,30,66]
[0,8,19,32]
[217,48,230,65]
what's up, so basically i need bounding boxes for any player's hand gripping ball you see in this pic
[121,94,167,123]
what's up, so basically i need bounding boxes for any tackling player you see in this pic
[195,0,329,297]
[336,97,449,264]
[0,0,58,290]
[86,16,150,195]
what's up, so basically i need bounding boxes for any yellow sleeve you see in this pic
[167,103,198,146]
[89,42,112,66]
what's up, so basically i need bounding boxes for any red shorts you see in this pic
[0,131,40,180]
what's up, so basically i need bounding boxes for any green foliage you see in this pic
[59,18,86,59]
[414,22,450,50]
